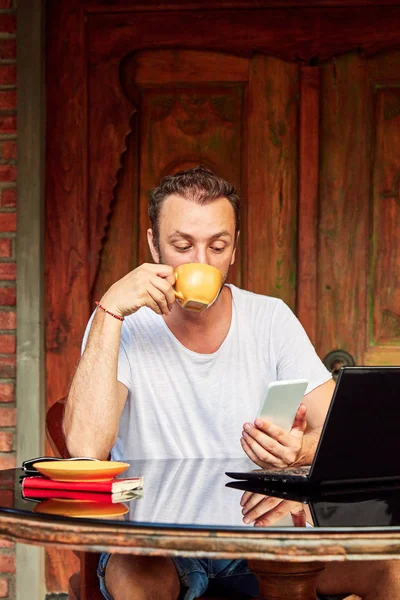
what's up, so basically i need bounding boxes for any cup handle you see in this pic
[173,270,184,300]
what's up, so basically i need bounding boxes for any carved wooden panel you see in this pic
[371,88,400,345]
[90,118,140,303]
[88,57,137,297]
[117,49,299,300]
[119,50,247,286]
[364,55,400,364]
[139,85,244,281]
[246,55,299,309]
[316,52,400,366]
[316,54,370,363]
[297,66,320,344]
[87,6,400,64]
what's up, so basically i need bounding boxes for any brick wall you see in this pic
[0,1,16,598]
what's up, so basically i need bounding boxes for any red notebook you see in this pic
[22,487,142,504]
[22,475,143,494]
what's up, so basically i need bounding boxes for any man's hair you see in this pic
[149,165,240,252]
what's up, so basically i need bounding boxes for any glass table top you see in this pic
[1,458,400,532]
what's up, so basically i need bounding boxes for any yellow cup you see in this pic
[173,263,223,312]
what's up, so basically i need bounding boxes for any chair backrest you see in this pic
[45,397,71,459]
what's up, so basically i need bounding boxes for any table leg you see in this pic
[248,559,325,600]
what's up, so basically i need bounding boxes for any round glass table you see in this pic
[1,458,400,600]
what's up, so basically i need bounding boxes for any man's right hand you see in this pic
[100,263,176,318]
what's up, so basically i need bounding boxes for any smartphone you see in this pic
[256,379,308,431]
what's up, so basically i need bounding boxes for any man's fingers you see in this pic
[148,275,176,310]
[252,414,306,447]
[241,492,266,514]
[100,262,177,318]
[241,433,283,468]
[243,423,302,466]
[240,436,265,468]
[253,419,292,445]
[164,272,177,287]
[240,490,255,507]
[147,284,170,316]
[252,499,289,527]
[243,496,283,524]
[290,403,308,438]
[241,400,307,471]
[145,296,162,315]
[290,505,307,527]
[143,263,175,279]
[244,424,283,453]
[254,500,303,527]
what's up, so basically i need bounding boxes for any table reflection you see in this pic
[226,479,400,528]
[32,497,129,519]
[11,458,400,530]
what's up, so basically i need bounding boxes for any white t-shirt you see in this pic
[83,285,331,461]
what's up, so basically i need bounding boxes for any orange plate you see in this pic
[32,460,130,482]
[33,498,129,518]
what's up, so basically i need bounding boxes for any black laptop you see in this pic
[226,366,400,489]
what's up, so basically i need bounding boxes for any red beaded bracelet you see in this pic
[95,301,125,322]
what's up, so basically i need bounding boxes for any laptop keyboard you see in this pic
[261,466,310,482]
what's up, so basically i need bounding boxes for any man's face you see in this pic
[147,194,237,281]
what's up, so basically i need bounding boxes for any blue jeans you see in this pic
[97,553,258,599]
[97,552,349,600]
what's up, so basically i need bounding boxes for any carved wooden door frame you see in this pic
[46,0,400,405]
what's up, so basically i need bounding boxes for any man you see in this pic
[64,166,399,600]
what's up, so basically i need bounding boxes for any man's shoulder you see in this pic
[229,284,285,311]
[229,285,291,333]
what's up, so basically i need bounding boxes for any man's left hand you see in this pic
[240,403,307,469]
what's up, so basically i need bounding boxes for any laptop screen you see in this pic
[309,367,400,484]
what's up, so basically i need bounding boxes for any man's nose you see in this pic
[193,248,208,264]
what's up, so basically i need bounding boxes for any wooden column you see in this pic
[16,2,46,599]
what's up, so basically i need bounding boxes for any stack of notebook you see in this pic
[22,474,144,504]
[20,458,144,513]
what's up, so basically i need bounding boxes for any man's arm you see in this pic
[63,263,176,459]
[63,310,128,459]
[295,378,336,465]
[241,378,335,469]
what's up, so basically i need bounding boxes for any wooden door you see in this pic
[362,52,400,365]
[46,6,298,592]
[304,52,400,368]
[45,1,400,593]
[92,49,298,307]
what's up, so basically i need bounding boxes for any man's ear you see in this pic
[147,229,160,263]
[230,231,240,265]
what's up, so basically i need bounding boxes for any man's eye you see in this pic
[211,246,225,253]
[175,246,191,252]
